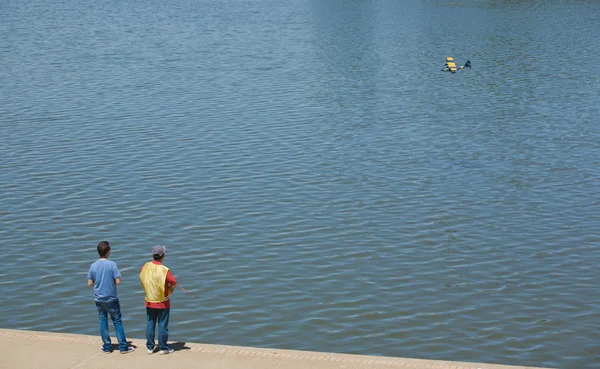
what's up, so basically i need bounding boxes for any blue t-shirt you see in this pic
[87,259,121,302]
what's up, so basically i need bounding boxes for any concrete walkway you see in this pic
[0,329,551,369]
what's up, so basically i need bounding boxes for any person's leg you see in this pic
[146,307,158,350]
[95,302,111,352]
[107,300,128,352]
[157,308,170,351]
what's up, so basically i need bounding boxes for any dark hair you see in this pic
[153,254,163,261]
[97,241,111,257]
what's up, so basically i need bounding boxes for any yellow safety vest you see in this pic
[140,262,170,303]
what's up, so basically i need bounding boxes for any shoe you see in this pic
[100,348,111,354]
[120,346,135,354]
[147,347,155,354]
[159,348,174,355]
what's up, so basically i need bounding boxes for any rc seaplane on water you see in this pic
[441,57,471,73]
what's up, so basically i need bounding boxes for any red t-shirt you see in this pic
[143,260,177,309]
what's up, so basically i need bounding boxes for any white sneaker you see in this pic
[159,348,174,355]
[147,347,155,354]
[120,346,135,354]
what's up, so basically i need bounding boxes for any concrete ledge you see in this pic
[0,329,552,369]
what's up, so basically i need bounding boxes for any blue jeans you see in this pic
[95,300,128,352]
[146,307,170,350]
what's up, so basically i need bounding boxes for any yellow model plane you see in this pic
[442,57,471,73]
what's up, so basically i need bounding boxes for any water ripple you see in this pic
[2,1,600,368]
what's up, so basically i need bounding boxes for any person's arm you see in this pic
[113,263,122,286]
[87,267,94,287]
[166,271,177,294]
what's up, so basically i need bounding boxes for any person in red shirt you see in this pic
[140,245,177,355]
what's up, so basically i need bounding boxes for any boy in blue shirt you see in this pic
[87,241,134,354]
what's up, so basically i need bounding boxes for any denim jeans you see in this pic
[146,307,170,350]
[95,300,128,352]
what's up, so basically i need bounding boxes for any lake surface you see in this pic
[1,0,599,368]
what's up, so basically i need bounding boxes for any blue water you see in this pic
[1,0,600,368]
